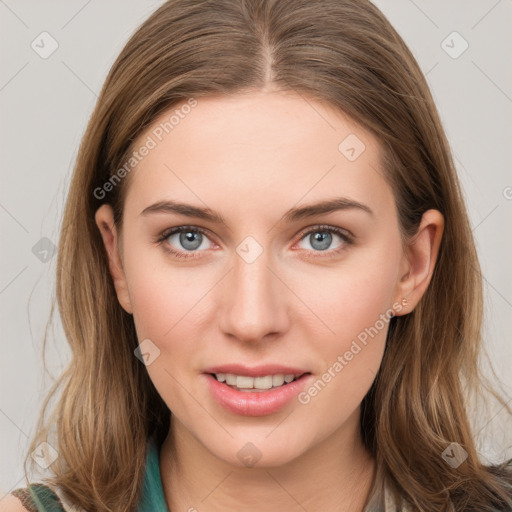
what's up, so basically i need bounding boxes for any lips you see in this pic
[203,364,312,416]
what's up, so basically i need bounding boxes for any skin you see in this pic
[95,90,444,512]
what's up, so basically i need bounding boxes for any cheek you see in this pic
[292,246,400,407]
[124,256,209,410]
[123,246,220,401]
[292,246,400,346]
[123,242,211,339]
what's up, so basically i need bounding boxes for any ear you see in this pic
[393,209,444,315]
[94,204,133,314]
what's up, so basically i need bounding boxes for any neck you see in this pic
[159,411,376,512]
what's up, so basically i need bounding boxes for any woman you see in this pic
[5,0,512,510]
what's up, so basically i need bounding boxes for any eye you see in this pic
[156,224,354,260]
[156,226,215,259]
[295,225,353,256]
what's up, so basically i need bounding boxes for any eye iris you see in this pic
[310,231,332,251]
[180,231,202,251]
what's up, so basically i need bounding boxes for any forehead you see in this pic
[122,91,393,221]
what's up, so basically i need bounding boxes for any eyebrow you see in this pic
[140,197,374,223]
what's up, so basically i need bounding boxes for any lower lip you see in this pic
[204,373,311,416]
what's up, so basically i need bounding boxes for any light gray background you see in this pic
[1,0,511,496]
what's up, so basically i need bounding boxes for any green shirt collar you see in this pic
[137,437,170,511]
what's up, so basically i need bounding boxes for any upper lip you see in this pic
[203,364,310,378]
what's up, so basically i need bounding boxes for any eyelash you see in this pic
[155,224,354,260]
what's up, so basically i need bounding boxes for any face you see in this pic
[97,91,416,468]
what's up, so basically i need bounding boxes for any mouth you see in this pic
[203,370,313,416]
[208,372,308,392]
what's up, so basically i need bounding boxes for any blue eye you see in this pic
[156,224,353,260]
[158,227,213,258]
[297,225,353,254]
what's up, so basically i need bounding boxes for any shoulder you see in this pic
[1,493,32,512]
[5,484,67,512]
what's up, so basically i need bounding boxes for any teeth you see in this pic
[272,374,285,387]
[225,374,237,385]
[237,375,254,388]
[214,373,302,389]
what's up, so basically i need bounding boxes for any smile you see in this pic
[204,372,312,416]
[212,372,305,392]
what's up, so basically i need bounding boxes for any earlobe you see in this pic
[393,209,444,315]
[94,204,133,314]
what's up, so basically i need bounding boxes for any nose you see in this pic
[218,247,290,344]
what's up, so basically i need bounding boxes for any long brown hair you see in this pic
[23,0,512,510]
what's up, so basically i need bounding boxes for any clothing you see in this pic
[136,436,169,512]
[10,437,169,512]
[7,442,399,511]
[9,441,512,511]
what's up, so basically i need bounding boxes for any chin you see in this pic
[202,431,314,469]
